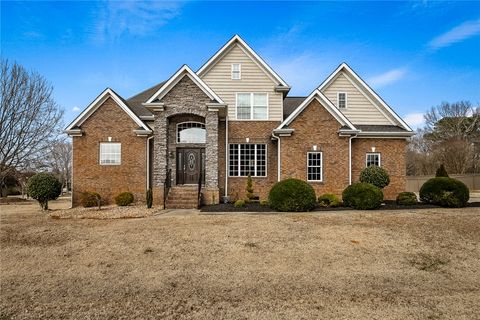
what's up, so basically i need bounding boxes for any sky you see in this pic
[2,1,480,129]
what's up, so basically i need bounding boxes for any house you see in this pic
[65,35,414,208]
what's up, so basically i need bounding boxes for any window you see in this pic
[231,63,241,80]
[366,153,381,167]
[236,93,268,120]
[100,143,121,165]
[338,92,347,109]
[307,152,323,181]
[229,144,266,177]
[177,122,206,143]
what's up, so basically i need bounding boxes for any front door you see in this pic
[177,148,204,185]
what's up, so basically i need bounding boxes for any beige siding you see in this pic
[201,44,283,121]
[322,72,394,125]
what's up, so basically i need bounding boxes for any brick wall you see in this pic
[72,97,147,206]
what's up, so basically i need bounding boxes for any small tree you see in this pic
[26,173,62,210]
[359,165,390,189]
[435,164,449,177]
[146,188,153,208]
[245,174,255,202]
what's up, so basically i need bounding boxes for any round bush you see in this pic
[268,178,316,212]
[419,177,469,208]
[81,191,101,208]
[396,192,418,206]
[318,193,340,207]
[115,192,134,206]
[26,173,62,210]
[234,199,245,208]
[359,165,390,189]
[342,183,383,210]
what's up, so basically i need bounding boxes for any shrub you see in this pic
[115,192,134,206]
[268,178,316,212]
[396,192,418,206]
[81,191,102,209]
[260,199,269,206]
[435,164,449,178]
[359,165,390,189]
[419,177,469,208]
[26,173,62,210]
[146,188,153,208]
[245,174,255,202]
[342,183,383,210]
[234,199,245,208]
[318,193,340,207]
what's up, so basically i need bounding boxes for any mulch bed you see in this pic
[201,200,480,213]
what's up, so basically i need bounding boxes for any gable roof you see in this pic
[197,34,289,88]
[318,63,412,132]
[277,90,357,131]
[146,65,225,104]
[126,81,166,117]
[65,88,150,132]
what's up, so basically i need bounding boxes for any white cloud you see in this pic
[72,106,81,112]
[367,68,408,88]
[404,112,425,129]
[428,18,480,50]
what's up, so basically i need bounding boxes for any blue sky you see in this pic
[2,1,480,129]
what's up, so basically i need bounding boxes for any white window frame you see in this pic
[231,63,241,80]
[176,121,206,144]
[235,92,269,120]
[366,153,381,167]
[228,143,267,177]
[337,92,347,109]
[99,142,121,165]
[307,151,323,182]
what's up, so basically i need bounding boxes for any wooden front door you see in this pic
[176,148,204,185]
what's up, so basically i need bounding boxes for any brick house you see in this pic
[66,35,414,208]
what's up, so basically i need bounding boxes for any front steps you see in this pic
[165,185,199,209]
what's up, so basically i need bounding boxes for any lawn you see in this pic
[1,198,479,319]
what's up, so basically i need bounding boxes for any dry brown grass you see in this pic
[1,199,480,319]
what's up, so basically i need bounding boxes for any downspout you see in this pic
[70,136,74,208]
[348,133,358,185]
[271,131,281,182]
[147,136,154,190]
[224,116,229,200]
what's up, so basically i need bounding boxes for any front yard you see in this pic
[1,199,479,319]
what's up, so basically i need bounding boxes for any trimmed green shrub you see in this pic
[342,183,383,210]
[396,192,418,205]
[435,164,449,178]
[318,193,340,207]
[115,192,134,206]
[245,174,255,202]
[260,199,269,206]
[268,178,316,212]
[359,165,390,189]
[81,191,102,208]
[419,177,469,208]
[146,188,153,208]
[26,173,62,210]
[234,199,245,208]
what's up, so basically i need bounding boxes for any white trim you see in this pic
[231,63,241,80]
[65,88,150,132]
[337,92,347,109]
[235,92,269,120]
[318,63,412,131]
[227,143,268,178]
[276,90,357,131]
[366,152,381,167]
[224,116,229,199]
[176,121,206,144]
[197,35,289,87]
[146,65,225,104]
[307,151,323,182]
[99,142,121,165]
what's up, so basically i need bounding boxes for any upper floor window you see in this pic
[366,153,381,167]
[177,122,206,143]
[229,144,266,177]
[307,152,323,181]
[231,63,241,80]
[338,92,347,109]
[100,142,121,165]
[236,93,268,120]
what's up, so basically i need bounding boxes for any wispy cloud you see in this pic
[428,18,480,50]
[91,1,183,43]
[404,112,425,129]
[367,68,408,88]
[72,106,81,112]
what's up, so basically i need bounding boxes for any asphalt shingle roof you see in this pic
[124,81,167,118]
[283,96,306,119]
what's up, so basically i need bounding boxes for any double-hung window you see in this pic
[231,63,241,80]
[99,142,121,165]
[307,152,323,181]
[229,144,266,177]
[366,153,381,167]
[338,92,347,109]
[236,93,268,120]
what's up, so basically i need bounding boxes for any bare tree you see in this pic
[0,59,64,194]
[46,139,72,194]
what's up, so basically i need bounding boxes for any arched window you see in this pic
[177,122,206,143]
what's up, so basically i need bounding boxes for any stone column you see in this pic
[204,110,219,204]
[153,113,168,207]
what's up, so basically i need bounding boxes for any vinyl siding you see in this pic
[322,72,394,125]
[201,44,283,121]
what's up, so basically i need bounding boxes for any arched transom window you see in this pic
[177,122,206,143]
